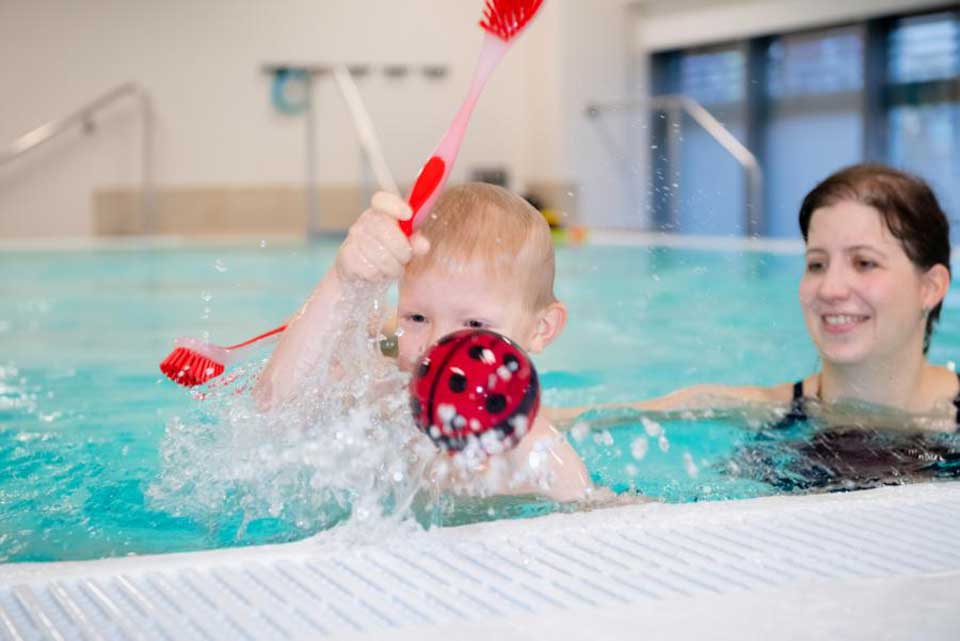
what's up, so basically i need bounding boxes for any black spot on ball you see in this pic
[503,353,519,371]
[449,373,467,393]
[418,360,430,378]
[485,393,507,414]
[468,345,485,360]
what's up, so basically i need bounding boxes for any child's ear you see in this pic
[528,301,567,354]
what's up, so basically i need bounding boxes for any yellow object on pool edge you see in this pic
[542,208,563,228]
[538,206,586,245]
[551,225,588,246]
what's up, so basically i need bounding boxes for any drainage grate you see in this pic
[3,484,960,641]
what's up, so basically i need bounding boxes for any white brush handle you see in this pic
[333,65,400,195]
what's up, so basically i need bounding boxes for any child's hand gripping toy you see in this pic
[409,329,540,456]
[159,0,546,389]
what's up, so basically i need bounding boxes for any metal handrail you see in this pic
[586,95,764,236]
[0,82,155,231]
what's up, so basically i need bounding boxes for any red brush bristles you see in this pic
[479,0,545,41]
[159,347,225,388]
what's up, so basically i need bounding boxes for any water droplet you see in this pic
[215,259,228,273]
[592,430,614,446]
[683,452,699,478]
[570,422,589,442]
[630,437,648,461]
[260,239,268,248]
[641,417,662,437]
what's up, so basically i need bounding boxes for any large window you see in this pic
[765,27,864,237]
[651,8,960,239]
[654,47,747,236]
[888,12,960,225]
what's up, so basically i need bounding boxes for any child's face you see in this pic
[396,259,540,372]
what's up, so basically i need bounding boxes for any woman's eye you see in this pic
[465,319,486,329]
[406,314,427,323]
[806,261,824,273]
[855,258,878,271]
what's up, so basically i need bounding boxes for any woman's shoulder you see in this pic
[924,363,960,405]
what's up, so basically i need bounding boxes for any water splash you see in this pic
[148,284,438,543]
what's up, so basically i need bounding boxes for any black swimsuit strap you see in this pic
[953,372,960,430]
[789,373,960,431]
[786,379,808,422]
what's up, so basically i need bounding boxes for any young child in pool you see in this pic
[255,183,597,503]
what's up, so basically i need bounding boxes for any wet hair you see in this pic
[798,164,952,353]
[405,183,557,311]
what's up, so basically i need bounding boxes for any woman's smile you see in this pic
[821,313,871,334]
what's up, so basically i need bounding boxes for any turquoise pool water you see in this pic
[2,240,959,563]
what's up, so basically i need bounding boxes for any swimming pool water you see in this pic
[2,240,959,563]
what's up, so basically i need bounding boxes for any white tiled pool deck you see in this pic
[2,482,959,641]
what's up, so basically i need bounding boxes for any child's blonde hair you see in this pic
[405,183,557,311]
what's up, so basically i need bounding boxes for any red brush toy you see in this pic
[159,0,545,388]
[159,325,286,387]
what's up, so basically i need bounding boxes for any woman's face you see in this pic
[799,200,942,367]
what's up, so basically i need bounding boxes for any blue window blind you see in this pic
[888,12,960,239]
[764,27,864,237]
[664,47,748,235]
[767,29,863,98]
[679,49,745,105]
[889,12,960,83]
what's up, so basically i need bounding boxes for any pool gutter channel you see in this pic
[2,483,960,640]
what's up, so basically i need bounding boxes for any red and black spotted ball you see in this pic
[409,329,540,455]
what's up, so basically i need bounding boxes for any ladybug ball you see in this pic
[409,329,540,455]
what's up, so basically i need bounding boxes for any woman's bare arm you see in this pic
[545,383,793,428]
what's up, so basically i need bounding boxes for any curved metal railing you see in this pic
[586,95,764,236]
[0,82,155,231]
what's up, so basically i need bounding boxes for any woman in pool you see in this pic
[552,164,957,432]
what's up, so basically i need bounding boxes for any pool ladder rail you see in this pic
[0,82,156,232]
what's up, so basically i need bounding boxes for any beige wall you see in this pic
[0,0,637,238]
[3,0,954,238]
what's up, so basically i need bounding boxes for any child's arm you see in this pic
[502,415,596,502]
[427,416,598,503]
[253,192,429,407]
